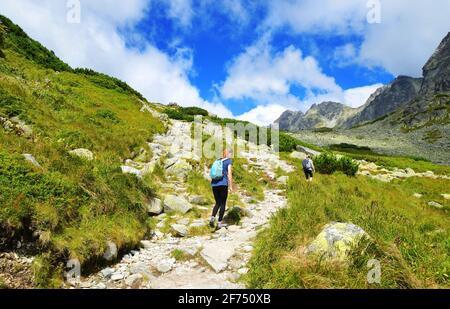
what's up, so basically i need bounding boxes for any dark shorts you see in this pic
[304,169,313,179]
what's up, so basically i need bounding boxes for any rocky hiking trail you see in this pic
[76,111,294,289]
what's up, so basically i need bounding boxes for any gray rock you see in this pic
[22,154,42,169]
[171,224,188,237]
[103,241,118,261]
[165,158,192,178]
[156,262,173,273]
[441,194,450,200]
[305,222,369,262]
[111,273,124,281]
[121,166,142,178]
[69,148,94,161]
[413,193,423,198]
[125,274,143,288]
[200,242,236,273]
[290,151,307,160]
[277,176,289,185]
[428,201,444,209]
[163,195,193,214]
[188,195,209,205]
[100,267,114,279]
[147,198,163,215]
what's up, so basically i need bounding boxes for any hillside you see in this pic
[0,15,166,286]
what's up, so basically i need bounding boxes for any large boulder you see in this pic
[69,148,94,161]
[290,151,307,160]
[305,222,369,262]
[200,241,237,273]
[163,195,193,214]
[165,158,192,178]
[188,195,209,205]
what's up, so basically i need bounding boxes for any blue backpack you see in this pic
[210,159,225,180]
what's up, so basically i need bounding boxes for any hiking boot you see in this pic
[217,222,228,230]
[209,218,216,228]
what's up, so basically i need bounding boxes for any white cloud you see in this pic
[263,0,450,76]
[0,0,233,118]
[219,35,385,125]
[333,43,357,67]
[237,104,288,127]
[342,84,383,108]
[166,0,193,28]
[359,0,450,76]
[220,36,341,102]
[263,0,367,35]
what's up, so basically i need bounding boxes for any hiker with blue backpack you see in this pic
[209,148,235,229]
[302,155,315,183]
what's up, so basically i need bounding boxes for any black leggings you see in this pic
[212,186,228,221]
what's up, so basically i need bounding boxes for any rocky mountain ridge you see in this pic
[275,32,450,132]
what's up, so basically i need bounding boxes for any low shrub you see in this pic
[339,156,360,176]
[314,152,339,174]
[314,153,359,176]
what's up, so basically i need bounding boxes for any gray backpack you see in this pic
[302,159,313,171]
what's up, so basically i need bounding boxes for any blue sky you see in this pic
[1,0,449,125]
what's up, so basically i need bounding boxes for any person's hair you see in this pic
[223,147,234,158]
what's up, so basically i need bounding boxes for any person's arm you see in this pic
[228,164,235,192]
[312,160,316,172]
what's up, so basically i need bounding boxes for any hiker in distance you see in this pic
[302,155,316,183]
[209,148,235,229]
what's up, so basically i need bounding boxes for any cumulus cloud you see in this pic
[342,84,383,108]
[220,36,341,102]
[0,0,233,117]
[263,0,450,76]
[237,104,288,127]
[219,36,380,125]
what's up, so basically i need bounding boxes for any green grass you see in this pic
[247,173,450,288]
[339,151,450,175]
[0,16,165,286]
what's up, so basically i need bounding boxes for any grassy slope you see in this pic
[0,16,164,286]
[247,156,450,288]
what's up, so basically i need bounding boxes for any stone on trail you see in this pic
[164,195,193,214]
[69,148,94,161]
[305,222,369,262]
[200,241,237,273]
[100,267,114,279]
[156,261,173,273]
[413,193,423,198]
[171,224,188,237]
[125,274,143,289]
[147,198,163,215]
[188,195,209,205]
